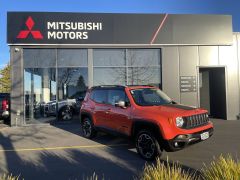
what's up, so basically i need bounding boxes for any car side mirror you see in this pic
[115,100,126,108]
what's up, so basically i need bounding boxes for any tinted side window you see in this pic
[90,89,107,104]
[108,90,129,106]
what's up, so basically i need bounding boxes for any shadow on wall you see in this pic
[0,125,200,180]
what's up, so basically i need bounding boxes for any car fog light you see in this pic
[174,142,178,147]
[178,135,188,139]
[176,117,184,127]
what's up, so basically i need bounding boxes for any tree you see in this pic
[77,75,87,91]
[0,63,11,93]
[110,51,157,85]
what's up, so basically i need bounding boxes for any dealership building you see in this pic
[7,12,240,126]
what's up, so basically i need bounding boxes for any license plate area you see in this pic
[200,132,209,140]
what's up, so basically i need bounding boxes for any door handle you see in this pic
[105,109,111,114]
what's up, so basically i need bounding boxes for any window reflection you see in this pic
[93,68,126,86]
[127,49,160,66]
[23,49,56,68]
[128,67,160,86]
[58,68,88,100]
[93,49,125,66]
[24,68,56,123]
[24,49,89,123]
[58,49,88,67]
[93,49,161,87]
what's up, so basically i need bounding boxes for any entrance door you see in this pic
[199,67,227,119]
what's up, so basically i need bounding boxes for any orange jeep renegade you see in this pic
[80,85,213,160]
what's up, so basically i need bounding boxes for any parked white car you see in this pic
[44,97,83,121]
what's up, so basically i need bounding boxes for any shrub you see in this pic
[201,154,240,180]
[139,157,196,180]
[84,172,102,180]
[0,174,20,180]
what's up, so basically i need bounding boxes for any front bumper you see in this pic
[163,127,214,152]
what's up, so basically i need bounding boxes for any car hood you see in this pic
[139,104,207,118]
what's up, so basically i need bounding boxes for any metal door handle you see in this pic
[105,109,111,114]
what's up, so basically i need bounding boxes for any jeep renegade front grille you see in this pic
[183,113,209,129]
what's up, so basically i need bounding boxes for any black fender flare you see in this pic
[80,112,94,124]
[131,120,163,139]
[131,119,166,150]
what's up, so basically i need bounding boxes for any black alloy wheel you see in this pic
[136,130,162,160]
[81,117,96,139]
[59,106,73,121]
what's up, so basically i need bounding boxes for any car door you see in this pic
[107,89,132,136]
[90,89,114,129]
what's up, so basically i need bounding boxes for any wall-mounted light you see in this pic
[14,48,20,52]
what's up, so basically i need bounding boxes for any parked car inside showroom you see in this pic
[44,97,84,121]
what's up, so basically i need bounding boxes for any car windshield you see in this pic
[130,88,172,106]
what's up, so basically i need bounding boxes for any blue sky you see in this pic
[0,0,240,68]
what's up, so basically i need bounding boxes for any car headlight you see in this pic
[176,117,184,127]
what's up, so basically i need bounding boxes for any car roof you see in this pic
[91,85,157,90]
[127,86,157,90]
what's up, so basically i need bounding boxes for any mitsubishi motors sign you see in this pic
[8,12,110,44]
[17,16,103,40]
[7,12,233,45]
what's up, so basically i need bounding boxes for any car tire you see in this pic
[81,117,97,139]
[135,130,162,160]
[58,106,73,121]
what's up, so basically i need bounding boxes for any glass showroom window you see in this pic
[23,49,56,124]
[127,49,161,87]
[93,49,126,86]
[24,49,88,123]
[93,49,161,87]
[57,49,88,120]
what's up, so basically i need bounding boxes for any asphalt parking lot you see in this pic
[0,119,239,180]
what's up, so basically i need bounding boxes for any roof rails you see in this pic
[91,85,156,89]
[91,85,125,89]
[126,85,156,87]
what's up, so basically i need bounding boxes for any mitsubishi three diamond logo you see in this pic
[17,16,43,39]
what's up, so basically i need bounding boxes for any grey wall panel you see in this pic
[171,15,232,45]
[10,46,24,126]
[162,47,180,103]
[219,35,239,120]
[179,46,198,106]
[179,46,199,76]
[180,93,198,107]
[199,46,219,66]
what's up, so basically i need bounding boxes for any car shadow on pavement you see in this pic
[0,118,201,180]
[50,120,201,179]
[0,139,200,180]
